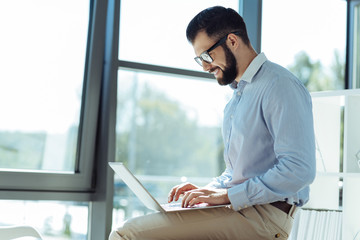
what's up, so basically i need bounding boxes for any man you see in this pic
[109,6,315,240]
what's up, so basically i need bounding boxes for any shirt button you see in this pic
[237,207,242,211]
[230,115,233,119]
[244,205,248,208]
[237,91,242,96]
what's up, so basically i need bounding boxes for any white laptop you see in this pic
[109,162,230,213]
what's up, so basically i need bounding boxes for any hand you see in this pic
[168,182,199,203]
[181,188,230,208]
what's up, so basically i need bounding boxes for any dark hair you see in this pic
[186,6,250,46]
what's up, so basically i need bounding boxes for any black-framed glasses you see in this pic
[194,31,239,67]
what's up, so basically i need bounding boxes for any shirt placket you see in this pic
[224,81,247,169]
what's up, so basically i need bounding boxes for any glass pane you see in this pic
[118,0,238,70]
[343,94,360,173]
[312,95,343,173]
[312,90,360,175]
[0,0,89,172]
[261,0,346,91]
[0,200,88,240]
[305,174,340,210]
[113,70,232,223]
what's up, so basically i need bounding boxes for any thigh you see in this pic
[110,205,293,240]
[253,204,295,240]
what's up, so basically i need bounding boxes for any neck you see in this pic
[235,47,258,82]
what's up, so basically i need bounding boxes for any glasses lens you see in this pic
[194,52,213,67]
[194,57,203,66]
[201,52,213,63]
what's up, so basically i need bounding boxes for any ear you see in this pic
[227,33,240,50]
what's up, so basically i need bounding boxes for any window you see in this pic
[0,0,99,194]
[0,0,106,238]
[261,0,347,91]
[0,0,89,173]
[0,200,89,240]
[118,0,238,70]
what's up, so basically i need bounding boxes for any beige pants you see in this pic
[109,204,296,240]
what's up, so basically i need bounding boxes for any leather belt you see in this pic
[270,201,292,214]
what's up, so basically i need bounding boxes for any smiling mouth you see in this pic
[210,68,220,76]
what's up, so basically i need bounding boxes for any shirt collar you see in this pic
[230,52,267,89]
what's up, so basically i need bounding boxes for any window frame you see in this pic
[239,0,262,53]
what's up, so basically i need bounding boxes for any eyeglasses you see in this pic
[194,32,239,67]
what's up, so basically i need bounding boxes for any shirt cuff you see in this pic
[228,184,251,211]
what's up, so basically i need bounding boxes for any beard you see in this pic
[212,44,238,86]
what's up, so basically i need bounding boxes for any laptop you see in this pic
[109,162,230,213]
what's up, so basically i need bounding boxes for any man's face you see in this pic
[193,31,238,85]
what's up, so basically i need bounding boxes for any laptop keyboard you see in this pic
[164,202,182,208]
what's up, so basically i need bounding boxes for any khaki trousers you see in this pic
[109,204,296,240]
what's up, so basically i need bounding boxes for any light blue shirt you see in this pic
[209,53,316,211]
